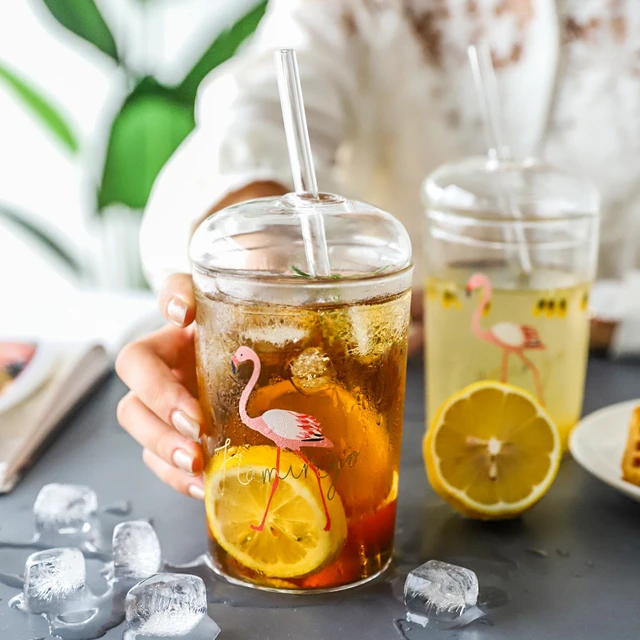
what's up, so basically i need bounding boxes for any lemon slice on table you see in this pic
[206,445,347,579]
[424,381,561,520]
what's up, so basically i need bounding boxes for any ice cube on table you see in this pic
[404,560,479,626]
[33,483,98,535]
[125,573,210,637]
[23,548,86,614]
[112,520,162,580]
[113,521,162,580]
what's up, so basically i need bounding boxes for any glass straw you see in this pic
[467,43,532,276]
[275,49,331,277]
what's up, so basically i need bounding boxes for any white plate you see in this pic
[570,399,640,502]
[0,342,56,414]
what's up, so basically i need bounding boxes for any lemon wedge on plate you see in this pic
[424,381,561,519]
[206,445,347,578]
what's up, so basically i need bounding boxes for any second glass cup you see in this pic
[191,192,412,592]
[423,157,600,449]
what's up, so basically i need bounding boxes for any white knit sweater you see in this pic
[141,0,640,355]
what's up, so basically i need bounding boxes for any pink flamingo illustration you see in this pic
[231,346,334,533]
[465,273,546,404]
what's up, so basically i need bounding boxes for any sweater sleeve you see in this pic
[139,0,360,291]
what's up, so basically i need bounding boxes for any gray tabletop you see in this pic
[2,356,640,640]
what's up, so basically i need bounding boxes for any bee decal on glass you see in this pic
[558,299,567,318]
[534,299,547,317]
[533,296,568,318]
[581,292,589,311]
[442,287,462,309]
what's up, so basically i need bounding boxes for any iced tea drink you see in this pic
[194,273,411,591]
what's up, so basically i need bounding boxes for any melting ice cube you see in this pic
[33,483,98,536]
[125,573,218,638]
[242,323,307,348]
[346,301,410,361]
[404,560,479,627]
[113,521,162,581]
[23,548,87,614]
[290,348,334,392]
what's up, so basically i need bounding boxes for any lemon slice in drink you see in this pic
[206,445,347,579]
[249,380,392,518]
[424,381,561,520]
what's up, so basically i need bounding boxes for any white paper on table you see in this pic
[0,342,111,493]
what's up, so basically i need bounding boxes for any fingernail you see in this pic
[188,484,205,501]
[172,449,195,474]
[172,410,200,441]
[167,297,188,326]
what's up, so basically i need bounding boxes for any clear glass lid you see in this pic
[190,192,412,280]
[423,156,600,221]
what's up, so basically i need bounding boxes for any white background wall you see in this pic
[0,0,257,294]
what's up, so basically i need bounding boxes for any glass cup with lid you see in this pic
[191,188,413,592]
[423,156,599,449]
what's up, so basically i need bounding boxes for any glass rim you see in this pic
[423,155,601,225]
[192,263,414,288]
[426,207,600,228]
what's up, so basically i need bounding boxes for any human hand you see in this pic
[116,182,288,498]
[116,274,205,499]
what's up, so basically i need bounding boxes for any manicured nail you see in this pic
[172,410,200,441]
[188,484,205,501]
[167,297,188,326]
[172,449,194,474]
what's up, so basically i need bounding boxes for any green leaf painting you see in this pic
[21,0,268,217]
[98,2,268,211]
[41,0,119,62]
[0,63,78,153]
[98,81,195,211]
[177,0,268,102]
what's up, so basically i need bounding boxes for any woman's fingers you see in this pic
[117,392,203,473]
[158,273,196,328]
[142,448,205,500]
[116,270,208,499]
[115,336,203,431]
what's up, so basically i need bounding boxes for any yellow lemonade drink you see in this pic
[426,267,591,448]
[423,157,599,458]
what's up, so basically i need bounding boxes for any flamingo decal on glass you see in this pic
[231,346,334,532]
[465,273,546,404]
